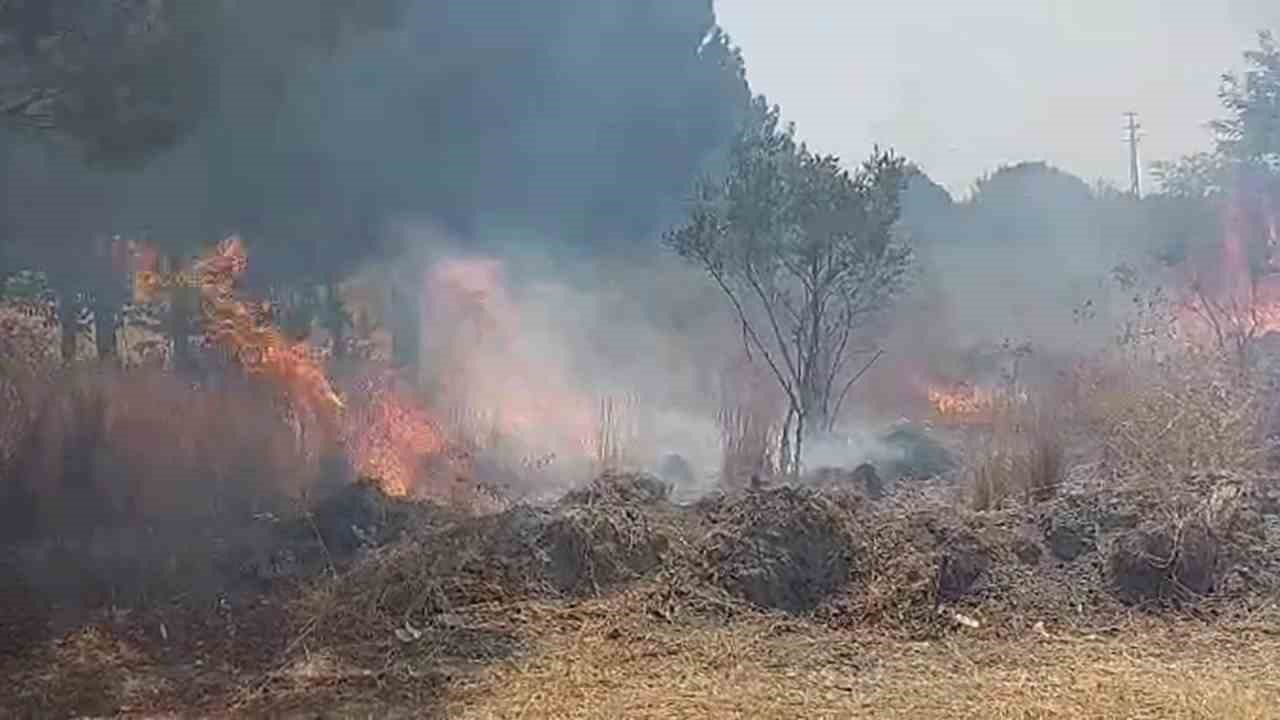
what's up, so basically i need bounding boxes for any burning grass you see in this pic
[5,267,1280,716]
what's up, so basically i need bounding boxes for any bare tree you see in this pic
[667,102,911,474]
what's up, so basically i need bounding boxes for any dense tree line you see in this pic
[0,0,752,368]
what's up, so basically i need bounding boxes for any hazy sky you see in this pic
[717,1,1280,194]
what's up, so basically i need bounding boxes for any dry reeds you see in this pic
[967,399,1065,511]
[0,367,323,605]
[717,405,778,491]
[593,394,640,473]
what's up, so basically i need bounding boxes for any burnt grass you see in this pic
[3,470,1280,717]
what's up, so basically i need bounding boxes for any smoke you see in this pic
[3,2,1222,500]
[382,221,742,497]
[1,0,750,286]
[845,162,1167,420]
[0,1,756,497]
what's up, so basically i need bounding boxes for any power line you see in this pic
[1124,112,1142,199]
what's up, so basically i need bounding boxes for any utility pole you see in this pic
[1124,112,1142,199]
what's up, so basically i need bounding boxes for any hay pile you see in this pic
[695,486,860,613]
[287,467,1280,671]
[289,472,680,665]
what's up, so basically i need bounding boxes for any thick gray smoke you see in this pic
[1,3,1195,497]
[0,0,762,498]
[849,161,1171,421]
[0,0,750,283]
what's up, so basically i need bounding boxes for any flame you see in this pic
[927,383,996,419]
[131,237,452,497]
[134,237,344,424]
[1177,189,1280,346]
[340,370,449,497]
[926,381,1028,424]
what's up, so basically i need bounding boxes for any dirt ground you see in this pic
[5,474,1280,719]
[9,585,1280,719]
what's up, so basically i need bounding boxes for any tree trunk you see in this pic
[58,297,80,365]
[324,281,347,364]
[168,286,198,374]
[793,411,806,478]
[779,405,794,478]
[93,298,118,363]
[389,283,419,374]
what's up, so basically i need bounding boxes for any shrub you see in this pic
[1080,344,1269,488]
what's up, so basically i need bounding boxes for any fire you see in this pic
[928,383,997,419]
[340,370,450,497]
[131,237,451,497]
[926,381,1027,423]
[1176,189,1280,348]
[133,237,344,424]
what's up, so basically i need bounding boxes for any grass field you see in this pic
[442,605,1280,720]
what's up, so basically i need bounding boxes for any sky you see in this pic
[716,0,1280,195]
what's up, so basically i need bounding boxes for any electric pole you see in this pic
[1124,112,1142,199]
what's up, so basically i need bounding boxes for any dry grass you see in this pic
[285,473,677,674]
[717,405,779,491]
[10,591,1280,719]
[593,394,641,474]
[968,400,1065,511]
[445,599,1280,720]
[1080,343,1269,489]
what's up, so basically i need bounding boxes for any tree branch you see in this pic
[830,348,884,428]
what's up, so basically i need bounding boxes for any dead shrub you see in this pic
[562,469,672,507]
[1081,344,1268,487]
[1076,338,1276,606]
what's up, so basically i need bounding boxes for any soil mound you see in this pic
[697,486,858,613]
[1107,523,1220,604]
[879,422,956,481]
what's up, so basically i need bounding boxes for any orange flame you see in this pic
[131,237,453,497]
[134,237,344,425]
[1177,190,1280,346]
[340,370,449,497]
[926,381,1027,424]
[927,384,996,418]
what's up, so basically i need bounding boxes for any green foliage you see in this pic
[0,0,409,168]
[668,102,910,470]
[1213,30,1280,166]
